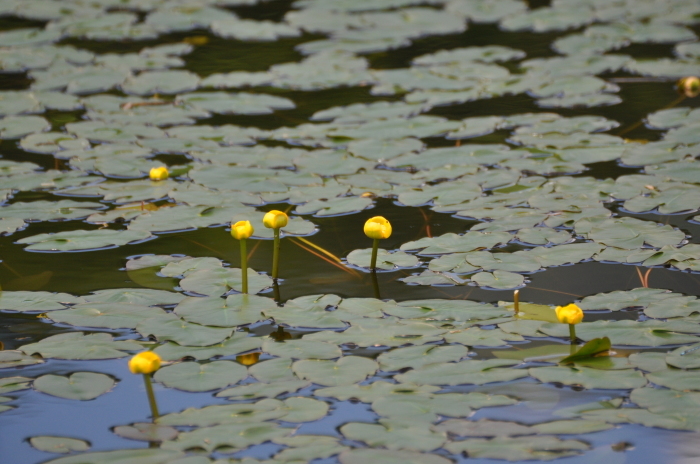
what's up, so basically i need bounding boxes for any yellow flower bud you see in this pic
[263,210,288,229]
[236,352,260,366]
[364,216,392,240]
[149,167,169,181]
[678,76,700,98]
[231,220,253,240]
[129,351,161,374]
[555,303,584,325]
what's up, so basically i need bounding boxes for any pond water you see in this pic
[1,0,700,463]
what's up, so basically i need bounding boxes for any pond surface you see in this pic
[1,0,700,463]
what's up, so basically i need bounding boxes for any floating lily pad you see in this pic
[293,356,378,386]
[20,332,140,360]
[445,435,589,461]
[395,359,526,386]
[377,344,468,371]
[0,291,84,313]
[17,229,153,252]
[29,436,90,454]
[339,448,452,464]
[137,314,234,347]
[262,339,342,360]
[112,423,179,443]
[154,360,247,392]
[34,372,115,400]
[346,248,419,270]
[216,380,310,400]
[179,267,273,296]
[471,271,525,290]
[48,302,165,329]
[341,420,446,452]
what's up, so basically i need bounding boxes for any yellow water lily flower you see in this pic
[555,303,584,325]
[149,166,169,181]
[129,351,161,374]
[364,216,392,240]
[678,76,700,98]
[263,210,288,229]
[231,220,254,240]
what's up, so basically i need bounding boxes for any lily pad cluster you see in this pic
[0,0,700,462]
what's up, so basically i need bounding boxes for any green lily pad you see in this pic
[529,366,647,389]
[137,314,234,347]
[179,268,273,296]
[17,229,153,252]
[445,435,589,461]
[445,327,524,347]
[646,370,700,392]
[112,423,179,443]
[401,231,512,255]
[305,318,447,347]
[175,294,275,327]
[20,332,140,359]
[42,449,183,464]
[560,337,611,363]
[579,288,673,311]
[292,356,378,386]
[216,380,310,400]
[153,333,262,362]
[388,299,509,322]
[346,248,419,270]
[0,376,31,394]
[471,271,525,290]
[273,435,348,462]
[539,320,700,347]
[395,359,526,386]
[314,381,440,403]
[160,422,294,453]
[372,391,513,422]
[377,344,468,371]
[249,358,298,383]
[34,372,115,400]
[0,350,44,369]
[341,420,446,452]
[29,436,90,454]
[262,339,342,360]
[83,288,184,306]
[666,344,700,369]
[48,302,165,329]
[157,399,289,427]
[154,360,248,392]
[0,291,84,313]
[339,449,452,464]
[122,70,200,96]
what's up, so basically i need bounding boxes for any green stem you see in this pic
[371,270,381,300]
[273,279,281,303]
[240,239,248,294]
[569,324,576,343]
[143,374,159,420]
[272,228,280,280]
[370,238,379,271]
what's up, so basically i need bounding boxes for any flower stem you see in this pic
[240,238,248,294]
[513,289,520,315]
[569,324,576,342]
[143,374,159,420]
[370,238,379,271]
[371,270,381,300]
[272,228,280,280]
